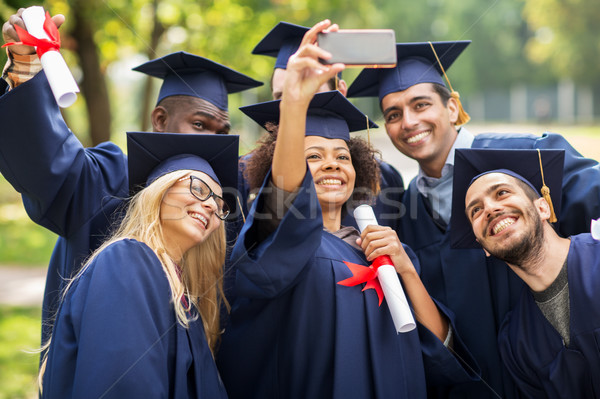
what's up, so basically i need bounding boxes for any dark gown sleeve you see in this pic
[497,308,554,399]
[231,168,323,299]
[42,240,177,398]
[403,244,481,386]
[0,71,128,237]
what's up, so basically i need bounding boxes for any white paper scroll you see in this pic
[354,204,416,333]
[591,218,600,241]
[22,6,79,108]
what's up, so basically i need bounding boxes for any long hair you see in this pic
[39,170,228,391]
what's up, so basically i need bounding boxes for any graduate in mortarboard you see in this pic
[453,148,600,398]
[39,132,238,398]
[216,20,478,399]
[0,9,262,345]
[244,21,405,232]
[347,40,600,398]
[252,21,347,100]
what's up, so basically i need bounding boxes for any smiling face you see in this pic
[381,83,458,177]
[153,96,231,135]
[304,135,356,214]
[160,171,223,260]
[465,173,546,266]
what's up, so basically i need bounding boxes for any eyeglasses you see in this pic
[180,175,230,220]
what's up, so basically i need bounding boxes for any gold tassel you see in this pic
[537,149,557,223]
[429,42,470,126]
[450,91,470,126]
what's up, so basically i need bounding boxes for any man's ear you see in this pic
[534,197,551,221]
[337,79,348,97]
[151,106,168,132]
[447,95,459,125]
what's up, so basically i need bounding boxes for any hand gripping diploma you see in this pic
[3,6,79,107]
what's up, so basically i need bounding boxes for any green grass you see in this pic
[0,306,41,399]
[0,203,57,266]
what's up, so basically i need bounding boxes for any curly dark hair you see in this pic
[242,122,381,211]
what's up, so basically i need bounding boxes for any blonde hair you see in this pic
[39,169,229,391]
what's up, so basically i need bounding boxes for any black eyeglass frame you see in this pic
[186,175,230,220]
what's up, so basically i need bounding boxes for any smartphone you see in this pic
[317,29,397,68]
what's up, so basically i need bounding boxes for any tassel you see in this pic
[540,185,557,223]
[429,42,470,126]
[450,90,470,126]
[537,149,557,223]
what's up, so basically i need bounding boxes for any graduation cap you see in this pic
[133,51,263,110]
[127,132,240,217]
[252,22,310,70]
[347,41,471,125]
[450,148,565,249]
[239,90,377,141]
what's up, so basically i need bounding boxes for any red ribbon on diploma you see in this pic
[337,256,394,306]
[2,11,61,58]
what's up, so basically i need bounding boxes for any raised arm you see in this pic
[272,20,344,192]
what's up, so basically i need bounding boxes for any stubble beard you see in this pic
[488,206,545,271]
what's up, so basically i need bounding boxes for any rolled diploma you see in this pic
[592,218,600,241]
[22,6,79,108]
[354,204,416,333]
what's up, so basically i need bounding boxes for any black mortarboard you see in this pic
[450,148,565,249]
[252,22,309,70]
[347,41,470,102]
[133,51,263,110]
[126,132,239,216]
[239,90,377,141]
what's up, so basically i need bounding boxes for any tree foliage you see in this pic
[523,0,600,85]
[0,0,597,144]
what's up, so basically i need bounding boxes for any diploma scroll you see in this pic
[354,204,416,333]
[22,6,79,108]
[592,218,600,241]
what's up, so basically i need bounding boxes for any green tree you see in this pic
[523,0,600,85]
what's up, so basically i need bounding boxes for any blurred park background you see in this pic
[0,0,599,397]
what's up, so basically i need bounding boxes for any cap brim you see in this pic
[133,51,263,94]
[347,41,471,98]
[127,132,239,215]
[252,22,309,57]
[240,90,378,132]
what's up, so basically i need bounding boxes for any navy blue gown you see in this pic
[41,239,228,398]
[498,234,600,398]
[0,73,128,342]
[0,73,243,342]
[217,170,478,399]
[397,132,600,398]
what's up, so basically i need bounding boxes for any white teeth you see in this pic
[318,179,342,185]
[493,218,515,235]
[189,212,208,227]
[406,131,431,144]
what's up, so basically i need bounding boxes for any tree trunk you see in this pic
[140,0,165,132]
[70,3,112,146]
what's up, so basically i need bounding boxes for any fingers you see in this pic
[300,19,332,47]
[52,14,65,30]
[3,11,26,42]
[360,225,401,261]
